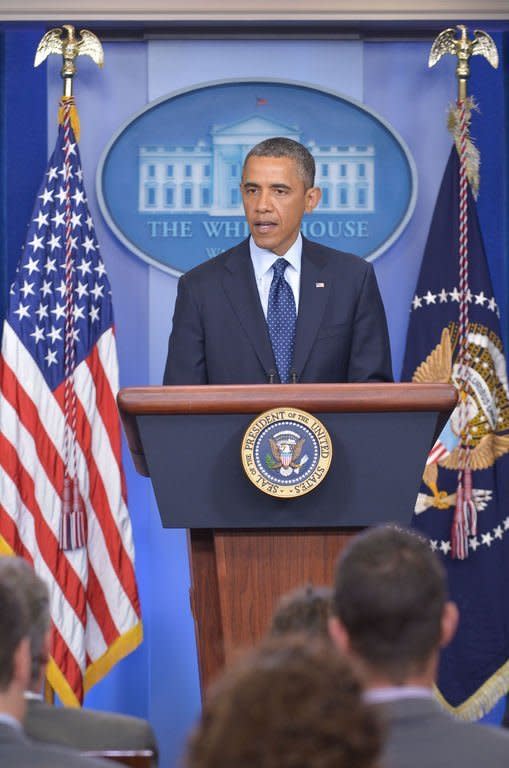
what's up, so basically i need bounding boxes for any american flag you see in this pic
[0,103,142,705]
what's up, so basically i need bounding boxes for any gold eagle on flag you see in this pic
[413,323,509,511]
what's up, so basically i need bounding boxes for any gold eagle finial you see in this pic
[34,24,103,98]
[429,25,498,102]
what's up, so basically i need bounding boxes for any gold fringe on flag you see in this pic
[434,658,509,721]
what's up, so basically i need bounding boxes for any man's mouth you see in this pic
[254,221,277,233]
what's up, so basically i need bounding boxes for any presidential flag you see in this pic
[401,142,509,717]
[0,100,142,705]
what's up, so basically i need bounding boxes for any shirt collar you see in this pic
[0,712,22,731]
[24,691,43,701]
[249,233,302,280]
[364,686,434,705]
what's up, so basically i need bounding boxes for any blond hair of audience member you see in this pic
[185,636,382,768]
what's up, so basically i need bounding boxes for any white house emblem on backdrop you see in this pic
[97,79,416,276]
[138,116,375,216]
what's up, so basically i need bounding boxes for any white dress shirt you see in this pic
[249,233,302,318]
[364,685,434,704]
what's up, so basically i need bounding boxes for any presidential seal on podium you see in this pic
[241,407,332,498]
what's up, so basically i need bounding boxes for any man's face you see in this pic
[241,155,321,256]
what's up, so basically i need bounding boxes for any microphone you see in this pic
[268,369,277,384]
[290,370,298,384]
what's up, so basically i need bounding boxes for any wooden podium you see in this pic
[118,383,456,691]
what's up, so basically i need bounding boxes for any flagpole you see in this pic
[428,25,498,558]
[33,25,105,553]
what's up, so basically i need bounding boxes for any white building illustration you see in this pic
[138,116,375,215]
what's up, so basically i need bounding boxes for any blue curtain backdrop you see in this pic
[1,24,508,767]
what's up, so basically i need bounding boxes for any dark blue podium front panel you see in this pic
[138,411,435,529]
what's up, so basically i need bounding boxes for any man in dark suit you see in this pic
[329,526,509,768]
[3,556,158,763]
[0,557,111,768]
[164,137,392,385]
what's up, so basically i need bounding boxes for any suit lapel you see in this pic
[222,240,277,378]
[293,238,330,377]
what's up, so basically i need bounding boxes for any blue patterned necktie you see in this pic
[267,257,297,383]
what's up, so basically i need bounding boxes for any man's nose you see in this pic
[256,189,272,211]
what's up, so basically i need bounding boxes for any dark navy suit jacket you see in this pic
[163,236,392,384]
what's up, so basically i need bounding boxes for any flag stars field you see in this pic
[38,187,53,205]
[29,233,44,252]
[430,518,509,558]
[30,326,45,344]
[411,286,500,317]
[24,257,40,274]
[33,211,49,228]
[51,210,65,227]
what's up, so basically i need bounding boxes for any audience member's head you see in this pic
[268,584,332,639]
[185,636,382,768]
[0,556,33,719]
[4,556,51,690]
[329,525,458,686]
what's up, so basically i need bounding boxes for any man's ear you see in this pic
[328,615,351,653]
[440,601,459,648]
[304,186,322,213]
[41,628,51,665]
[13,636,31,690]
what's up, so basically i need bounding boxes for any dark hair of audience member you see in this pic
[184,636,382,768]
[268,583,332,639]
[332,525,447,683]
[2,557,51,686]
[0,557,31,691]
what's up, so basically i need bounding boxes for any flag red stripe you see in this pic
[54,383,140,613]
[0,496,83,696]
[86,565,119,646]
[1,360,123,638]
[50,621,83,702]
[86,344,127,500]
[0,503,33,560]
[0,431,87,627]
[1,358,64,493]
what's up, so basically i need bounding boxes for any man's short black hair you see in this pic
[269,584,332,639]
[332,525,447,683]
[0,557,31,691]
[243,137,316,188]
[2,558,50,686]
